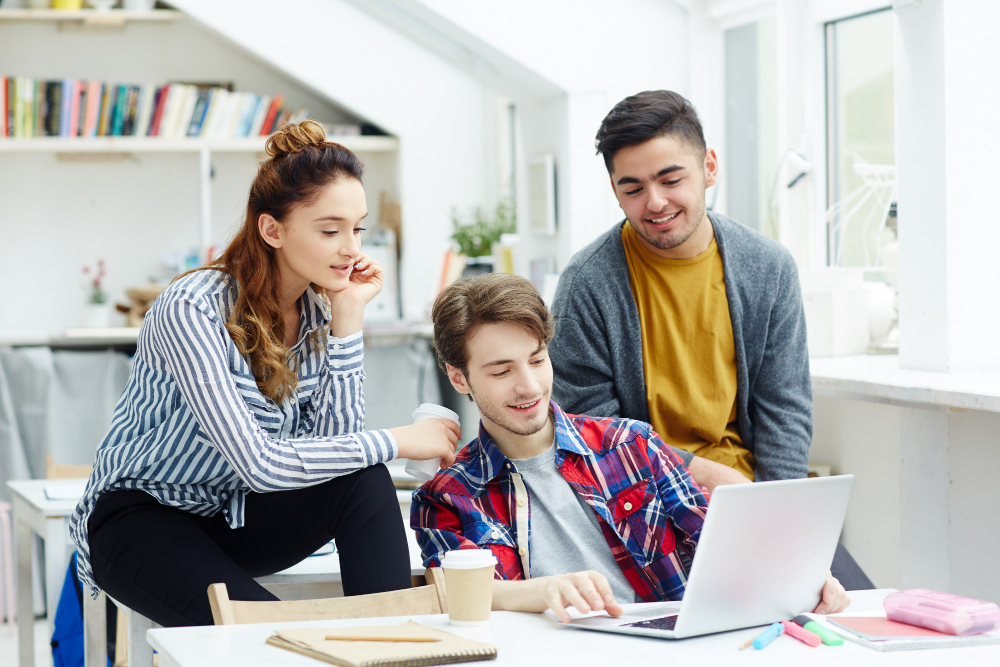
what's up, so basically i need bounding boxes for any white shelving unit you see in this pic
[0,135,398,252]
[0,1,401,259]
[0,8,183,24]
[0,135,399,153]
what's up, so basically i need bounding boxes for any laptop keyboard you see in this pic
[625,615,679,631]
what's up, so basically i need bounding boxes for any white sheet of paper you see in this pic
[44,480,87,500]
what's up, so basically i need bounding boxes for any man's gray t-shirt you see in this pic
[513,442,639,603]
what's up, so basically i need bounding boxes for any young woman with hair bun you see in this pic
[69,120,460,627]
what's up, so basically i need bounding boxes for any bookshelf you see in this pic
[0,7,402,336]
[0,135,400,153]
[0,8,183,24]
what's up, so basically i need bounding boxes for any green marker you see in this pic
[793,615,843,646]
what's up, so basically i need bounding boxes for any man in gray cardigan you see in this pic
[550,90,872,589]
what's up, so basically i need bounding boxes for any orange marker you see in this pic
[782,620,821,647]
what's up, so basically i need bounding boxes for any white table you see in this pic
[147,590,1000,667]
[8,478,423,667]
[7,478,85,667]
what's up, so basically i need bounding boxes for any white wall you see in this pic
[812,396,1000,602]
[896,0,1000,373]
[0,17,368,336]
[401,0,693,269]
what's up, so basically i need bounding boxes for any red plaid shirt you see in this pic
[410,401,708,602]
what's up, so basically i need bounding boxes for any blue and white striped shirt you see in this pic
[69,270,398,596]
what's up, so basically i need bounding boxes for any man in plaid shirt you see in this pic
[411,274,849,621]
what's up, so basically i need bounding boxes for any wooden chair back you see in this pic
[208,568,448,625]
[45,454,93,480]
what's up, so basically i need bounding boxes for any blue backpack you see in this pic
[51,552,111,667]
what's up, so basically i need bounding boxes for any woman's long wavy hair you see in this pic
[191,120,364,404]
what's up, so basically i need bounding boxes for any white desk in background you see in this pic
[7,479,84,667]
[146,590,1000,667]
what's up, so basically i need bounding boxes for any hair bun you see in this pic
[265,119,327,158]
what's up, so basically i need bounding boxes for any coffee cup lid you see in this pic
[440,548,498,570]
[412,403,461,425]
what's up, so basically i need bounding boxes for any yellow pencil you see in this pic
[325,636,441,642]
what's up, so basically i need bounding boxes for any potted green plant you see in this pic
[450,198,516,276]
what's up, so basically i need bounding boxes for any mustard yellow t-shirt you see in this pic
[621,221,755,481]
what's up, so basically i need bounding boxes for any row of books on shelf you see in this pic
[0,77,363,141]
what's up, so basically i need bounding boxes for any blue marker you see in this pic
[750,622,784,650]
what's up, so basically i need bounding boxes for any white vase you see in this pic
[84,303,112,328]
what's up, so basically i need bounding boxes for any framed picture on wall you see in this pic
[529,154,557,236]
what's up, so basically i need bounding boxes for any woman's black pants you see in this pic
[87,464,411,627]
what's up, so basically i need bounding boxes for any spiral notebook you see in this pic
[265,621,498,666]
[809,614,1000,652]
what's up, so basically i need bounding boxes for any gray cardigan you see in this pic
[549,212,811,481]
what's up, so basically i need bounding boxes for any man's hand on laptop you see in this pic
[813,573,850,614]
[685,456,751,494]
[493,570,625,622]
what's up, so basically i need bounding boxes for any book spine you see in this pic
[76,81,87,137]
[221,91,244,139]
[0,76,5,138]
[210,90,236,139]
[158,84,179,138]
[144,86,159,136]
[237,94,260,137]
[186,87,210,137]
[151,84,168,136]
[133,84,154,138]
[97,84,112,137]
[68,80,82,138]
[44,81,60,137]
[163,84,184,139]
[59,79,72,137]
[24,78,34,138]
[200,87,223,139]
[275,107,292,134]
[173,85,198,138]
[33,80,43,138]
[121,85,139,136]
[126,85,139,135]
[84,80,101,137]
[248,94,271,138]
[111,84,127,136]
[5,78,12,138]
[259,94,283,136]
[12,78,22,138]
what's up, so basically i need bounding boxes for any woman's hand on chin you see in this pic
[326,253,383,336]
[327,252,384,306]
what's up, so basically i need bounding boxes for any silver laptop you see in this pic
[563,475,855,639]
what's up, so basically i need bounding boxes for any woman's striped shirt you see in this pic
[69,270,397,596]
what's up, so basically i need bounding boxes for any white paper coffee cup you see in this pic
[440,548,497,626]
[402,403,461,481]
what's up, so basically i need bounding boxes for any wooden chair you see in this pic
[45,454,93,480]
[208,567,447,625]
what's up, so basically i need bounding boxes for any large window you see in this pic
[724,17,778,238]
[825,9,896,268]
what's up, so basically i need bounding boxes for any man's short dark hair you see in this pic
[595,90,706,173]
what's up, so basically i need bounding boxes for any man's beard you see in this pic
[468,384,549,437]
[632,175,708,251]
